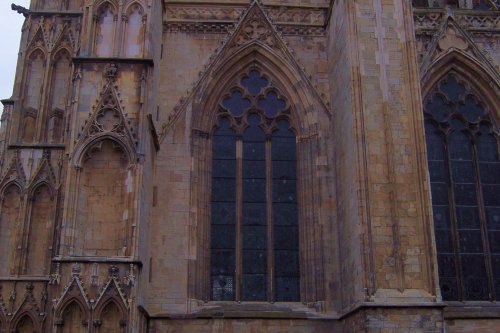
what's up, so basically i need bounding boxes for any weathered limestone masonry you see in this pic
[0,0,498,332]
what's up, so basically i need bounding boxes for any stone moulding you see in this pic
[164,3,328,35]
[414,8,500,33]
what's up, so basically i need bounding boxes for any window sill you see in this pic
[194,301,320,319]
[443,302,500,319]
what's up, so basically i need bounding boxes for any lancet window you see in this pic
[424,74,500,301]
[210,69,300,302]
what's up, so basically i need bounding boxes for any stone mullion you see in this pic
[115,1,125,57]
[235,137,243,302]
[19,194,35,275]
[471,137,495,300]
[444,134,465,300]
[13,192,29,275]
[202,137,212,301]
[265,137,274,302]
[34,54,52,142]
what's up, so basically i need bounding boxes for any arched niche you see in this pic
[14,314,35,333]
[59,301,86,333]
[93,1,117,57]
[0,183,22,276]
[122,2,145,58]
[25,183,55,276]
[47,49,72,143]
[95,300,126,333]
[74,138,131,256]
[22,49,46,143]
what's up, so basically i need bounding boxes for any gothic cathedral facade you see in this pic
[0,0,499,332]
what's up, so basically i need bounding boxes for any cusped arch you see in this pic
[94,0,118,14]
[422,50,500,124]
[10,311,39,333]
[52,47,72,64]
[0,180,23,199]
[27,47,47,63]
[192,43,330,137]
[124,1,145,15]
[55,298,89,325]
[73,135,135,169]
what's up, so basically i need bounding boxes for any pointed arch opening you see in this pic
[74,138,131,257]
[186,50,329,304]
[94,298,127,333]
[14,314,35,333]
[423,70,500,301]
[59,301,86,333]
[25,183,55,276]
[0,183,22,276]
[47,48,72,143]
[122,2,146,58]
[93,1,117,57]
[21,48,46,143]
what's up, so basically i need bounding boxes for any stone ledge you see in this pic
[444,302,500,319]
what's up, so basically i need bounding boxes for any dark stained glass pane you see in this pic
[242,274,267,301]
[274,250,300,277]
[212,202,236,225]
[449,131,472,160]
[222,91,251,116]
[451,161,474,183]
[212,178,236,202]
[483,185,500,206]
[428,161,446,182]
[272,120,299,301]
[272,180,297,203]
[211,118,236,301]
[425,94,453,122]
[489,232,500,254]
[492,255,500,280]
[243,160,265,178]
[275,277,300,302]
[477,134,498,162]
[433,205,451,230]
[479,162,500,184]
[242,250,267,274]
[437,254,456,277]
[458,230,484,253]
[212,275,234,301]
[441,76,465,101]
[243,203,267,226]
[456,206,480,229]
[461,254,488,300]
[213,135,236,160]
[453,184,477,206]
[486,207,500,230]
[431,182,448,205]
[274,226,299,250]
[273,203,298,226]
[435,229,453,253]
[425,124,445,160]
[241,70,268,96]
[459,96,485,122]
[212,160,236,178]
[273,160,297,180]
[211,225,235,249]
[258,91,286,118]
[243,142,265,160]
[440,277,459,301]
[242,226,267,250]
[243,179,266,202]
[211,250,235,275]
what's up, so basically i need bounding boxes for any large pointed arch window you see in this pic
[424,74,499,301]
[210,69,300,302]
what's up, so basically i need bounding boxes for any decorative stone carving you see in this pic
[438,25,469,50]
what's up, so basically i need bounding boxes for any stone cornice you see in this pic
[414,8,500,34]
[164,2,328,36]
